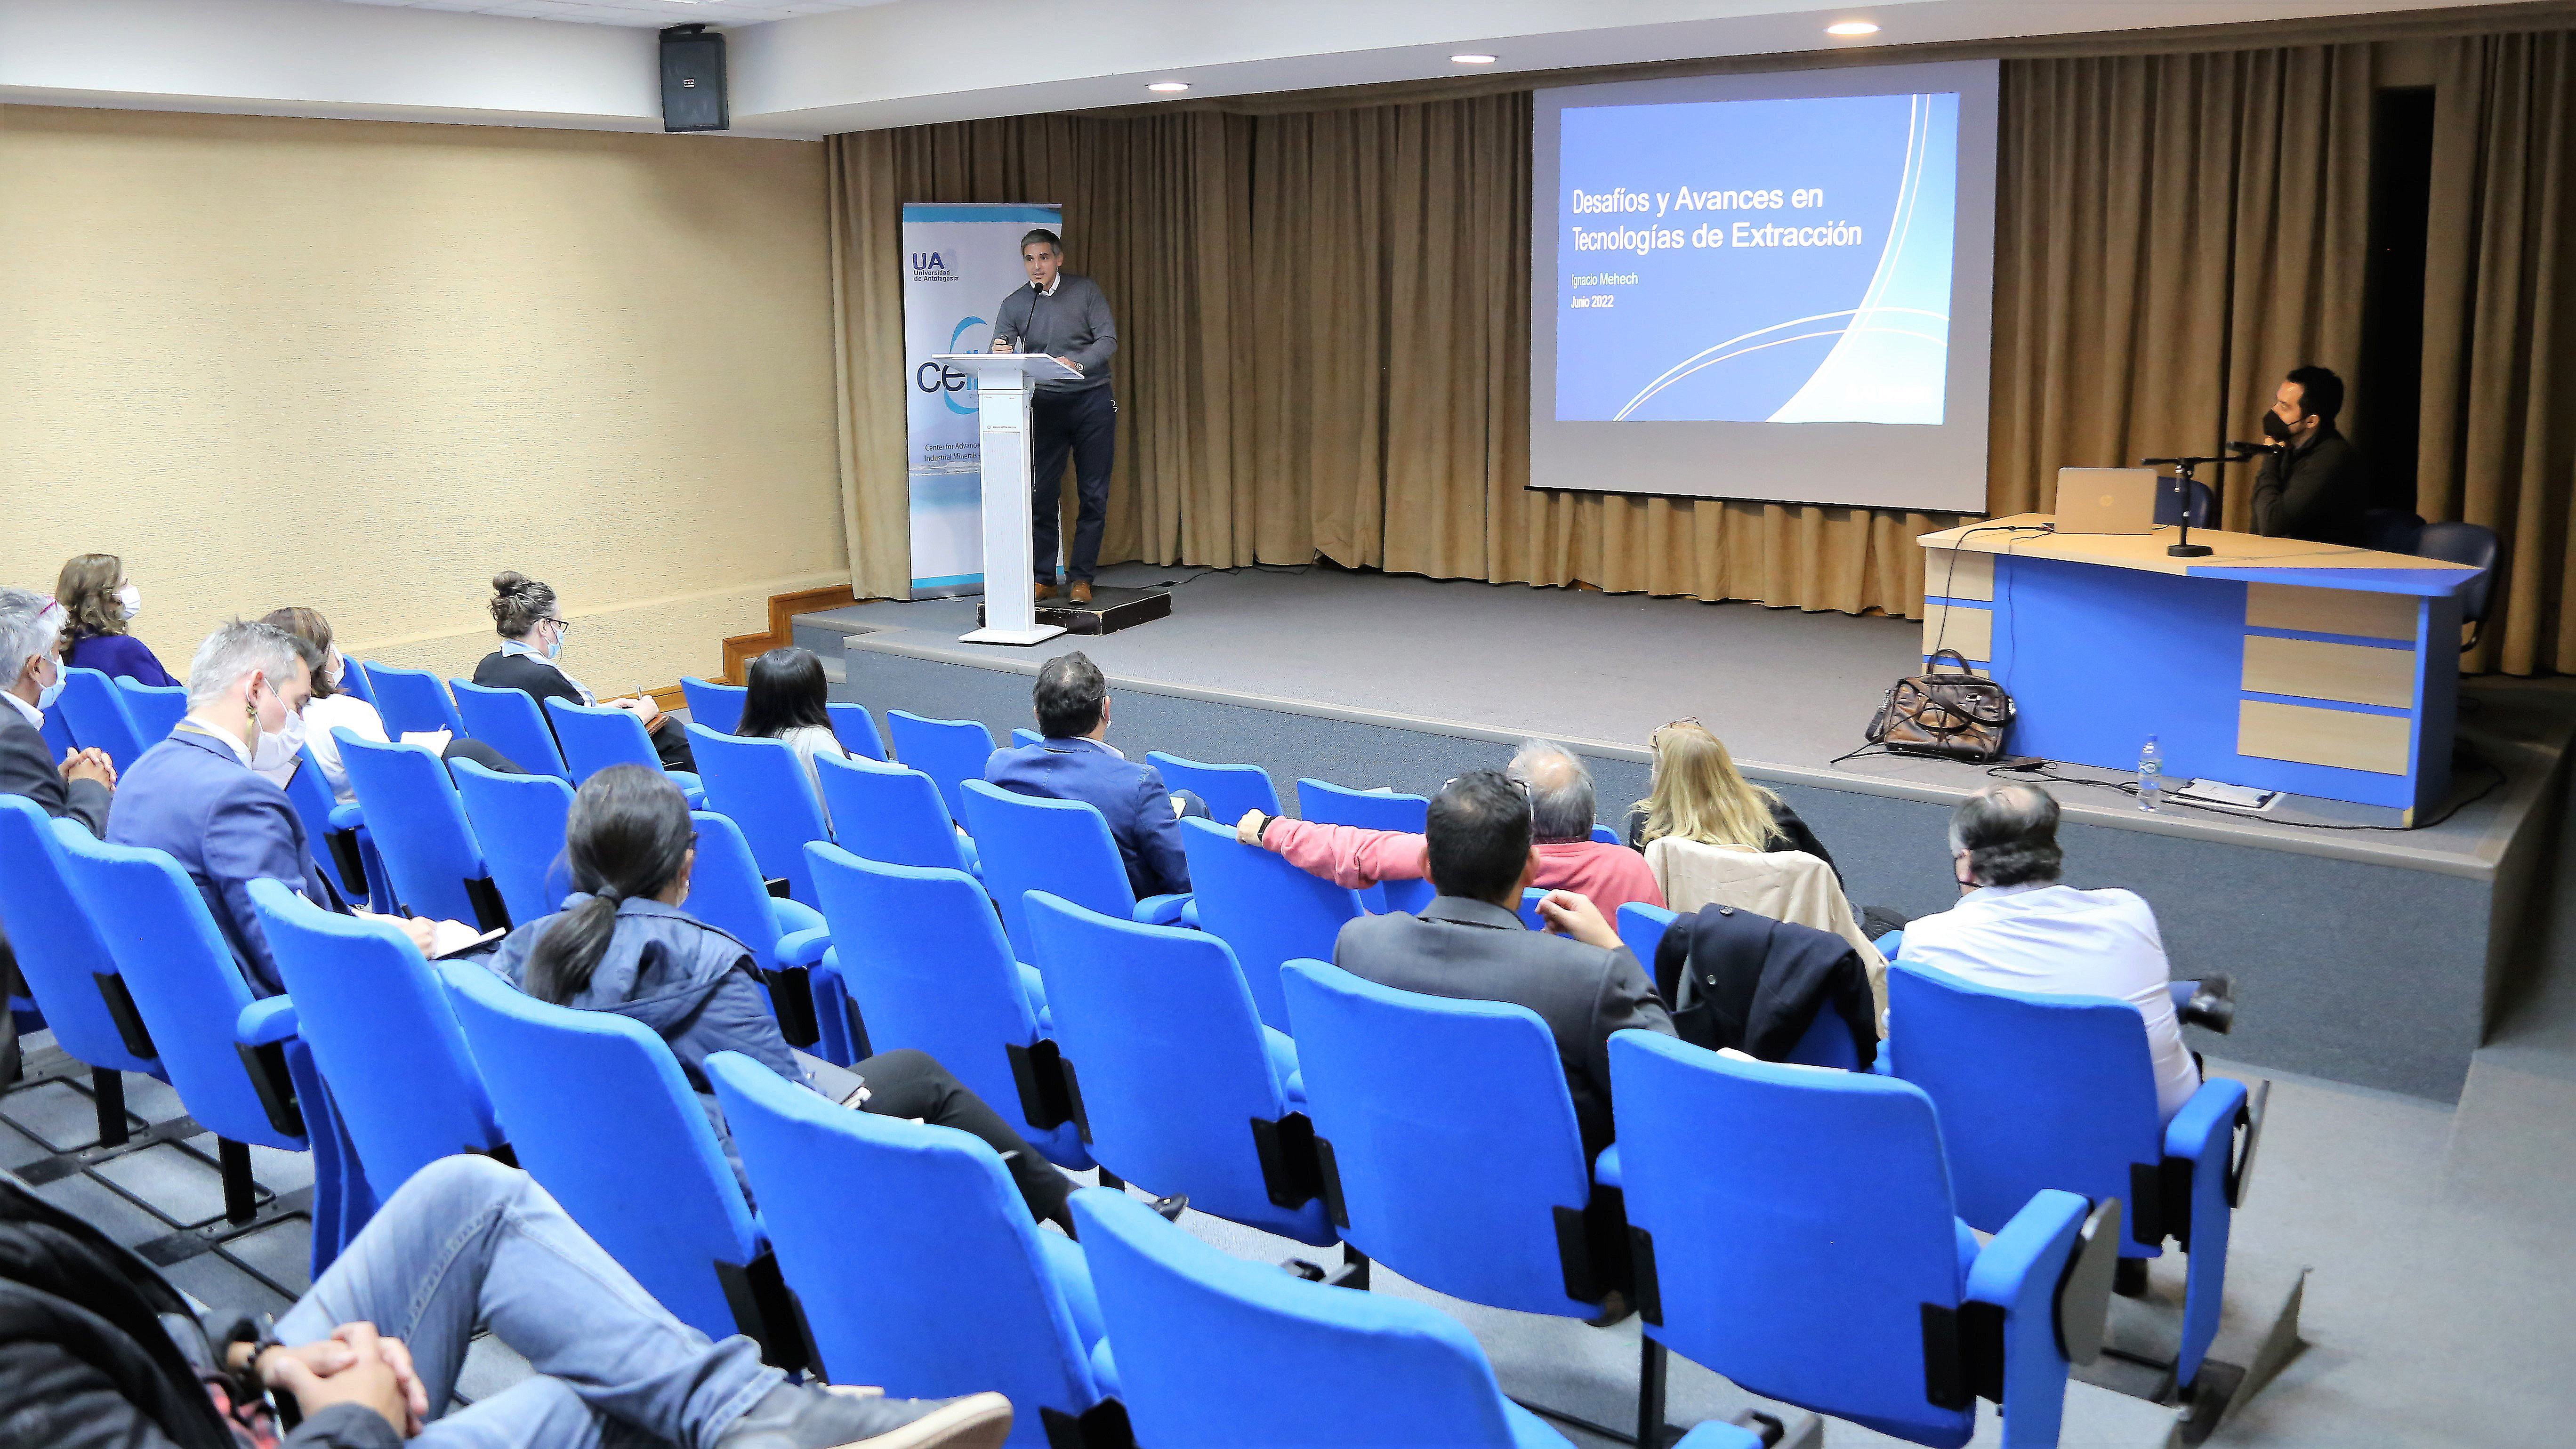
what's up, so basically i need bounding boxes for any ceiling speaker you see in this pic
[660,24,729,134]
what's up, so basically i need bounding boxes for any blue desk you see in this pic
[1919,515,2486,819]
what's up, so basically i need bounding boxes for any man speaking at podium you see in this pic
[990,228,1119,604]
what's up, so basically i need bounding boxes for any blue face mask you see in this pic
[33,667,63,711]
[543,625,564,661]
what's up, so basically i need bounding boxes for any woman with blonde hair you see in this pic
[1624,718,1837,872]
[56,553,178,685]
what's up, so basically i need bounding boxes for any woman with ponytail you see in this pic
[485,765,1075,1232]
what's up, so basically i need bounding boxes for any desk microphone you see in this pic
[2228,440,2283,455]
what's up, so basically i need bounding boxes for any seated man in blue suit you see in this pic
[984,650,1200,899]
[107,620,456,995]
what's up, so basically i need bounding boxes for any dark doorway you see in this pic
[2359,86,2436,513]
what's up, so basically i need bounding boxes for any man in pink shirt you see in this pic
[1233,740,1665,916]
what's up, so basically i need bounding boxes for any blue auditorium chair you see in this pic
[449,678,571,780]
[1175,816,1361,1032]
[805,844,1086,1166]
[2416,520,2502,650]
[812,752,979,877]
[1144,752,1280,822]
[1069,1188,1767,1449]
[0,797,165,1147]
[1609,1030,2112,1449]
[1295,778,1433,913]
[336,732,509,929]
[1886,961,2258,1396]
[2153,475,2214,529]
[886,710,998,824]
[337,659,382,711]
[449,759,573,927]
[279,743,387,912]
[57,828,360,1275]
[685,723,831,902]
[247,880,508,1202]
[113,676,188,744]
[1592,823,1622,845]
[1280,958,1647,1442]
[962,780,1188,962]
[546,698,702,804]
[39,700,76,760]
[1616,903,1862,1071]
[684,812,832,1050]
[361,660,467,739]
[1026,892,1336,1247]
[680,676,747,735]
[438,961,807,1366]
[826,700,889,761]
[707,1053,1118,1447]
[1012,728,1043,748]
[56,668,148,773]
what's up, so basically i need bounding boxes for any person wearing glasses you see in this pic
[473,571,696,772]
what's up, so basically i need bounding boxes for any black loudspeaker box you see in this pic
[660,24,729,133]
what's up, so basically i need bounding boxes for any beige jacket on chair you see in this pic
[1642,836,1888,1022]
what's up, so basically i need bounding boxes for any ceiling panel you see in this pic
[321,0,897,25]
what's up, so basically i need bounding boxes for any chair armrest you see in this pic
[767,895,826,938]
[328,803,365,831]
[1180,899,1200,930]
[1592,1143,1622,1191]
[1966,1187,2091,1445]
[773,926,833,971]
[1133,893,1190,926]
[1673,1424,1765,1449]
[2165,1075,2256,1216]
[235,996,302,1047]
[956,833,982,880]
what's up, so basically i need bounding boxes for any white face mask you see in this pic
[115,583,142,619]
[30,657,63,711]
[249,677,307,771]
[325,650,346,689]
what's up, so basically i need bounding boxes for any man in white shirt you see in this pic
[1898,782,2201,1121]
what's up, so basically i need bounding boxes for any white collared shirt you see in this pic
[1,689,40,731]
[177,718,253,766]
[1035,273,1061,297]
[1899,881,2201,1121]
[499,638,595,705]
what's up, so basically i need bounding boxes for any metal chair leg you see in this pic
[220,1138,257,1225]
[91,1068,128,1149]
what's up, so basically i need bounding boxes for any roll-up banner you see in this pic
[900,202,1063,597]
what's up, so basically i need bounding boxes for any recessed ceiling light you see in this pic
[1826,21,1880,36]
[1147,81,1191,93]
[1451,54,1498,65]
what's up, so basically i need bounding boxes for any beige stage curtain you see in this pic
[827,45,2375,616]
[2419,30,2576,675]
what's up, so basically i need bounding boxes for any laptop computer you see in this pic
[2053,467,2161,535]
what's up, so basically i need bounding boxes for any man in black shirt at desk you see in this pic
[2250,364,2367,546]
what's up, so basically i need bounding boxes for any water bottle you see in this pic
[2137,735,2165,813]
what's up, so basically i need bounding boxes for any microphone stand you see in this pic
[2137,453,2244,558]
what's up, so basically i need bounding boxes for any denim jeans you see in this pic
[276,1154,781,1448]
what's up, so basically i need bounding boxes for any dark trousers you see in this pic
[1030,384,1116,584]
[852,1046,1071,1230]
[648,717,696,773]
[440,738,525,778]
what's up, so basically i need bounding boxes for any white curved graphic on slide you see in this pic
[1610,307,1948,420]
[1769,93,1957,423]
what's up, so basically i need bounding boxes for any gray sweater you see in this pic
[993,273,1117,392]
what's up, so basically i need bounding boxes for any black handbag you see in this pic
[1866,648,2016,763]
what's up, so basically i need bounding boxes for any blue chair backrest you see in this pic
[1072,1187,1528,1449]
[962,781,1135,962]
[278,746,356,898]
[1144,752,1280,821]
[546,698,663,783]
[806,845,1036,1121]
[1295,778,1426,832]
[708,1054,1103,1440]
[0,797,160,1076]
[337,660,381,711]
[335,732,494,926]
[1012,728,1043,749]
[39,703,76,758]
[361,661,466,739]
[449,680,570,779]
[55,830,306,1151]
[439,960,761,1341]
[2416,520,2500,624]
[1887,962,2162,1246]
[1618,902,1859,1071]
[113,677,188,744]
[450,760,574,928]
[2359,508,2424,554]
[248,879,504,1199]
[1617,901,1677,966]
[826,701,888,762]
[813,753,975,875]
[1176,816,1360,1033]
[1609,1031,1971,1445]
[1280,959,1595,1315]
[680,676,746,735]
[887,710,997,825]
[1026,893,1329,1243]
[2153,475,2214,529]
[56,669,146,774]
[682,812,784,958]
[685,724,830,902]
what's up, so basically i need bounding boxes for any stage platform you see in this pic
[805,562,2576,1103]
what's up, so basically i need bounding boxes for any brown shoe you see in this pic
[1033,581,1057,601]
[1068,581,1094,604]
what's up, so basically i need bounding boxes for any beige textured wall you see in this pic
[0,103,842,695]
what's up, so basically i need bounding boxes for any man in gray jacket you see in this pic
[990,228,1119,603]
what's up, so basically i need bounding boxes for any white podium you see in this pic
[933,352,1084,645]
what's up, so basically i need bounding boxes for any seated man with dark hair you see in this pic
[1330,769,1673,1160]
[983,650,1199,899]
[2250,363,2367,545]
[1895,781,2201,1122]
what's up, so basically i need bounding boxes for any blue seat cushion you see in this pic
[1262,1024,1304,1105]
[1018,963,1054,1032]
[1956,1217,1981,1295]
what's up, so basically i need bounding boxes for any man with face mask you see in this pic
[2249,365,2367,546]
[0,586,116,837]
[106,620,458,995]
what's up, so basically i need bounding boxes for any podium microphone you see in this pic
[2228,440,2282,455]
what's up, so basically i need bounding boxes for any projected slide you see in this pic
[1528,62,1996,513]
[1557,92,1958,425]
